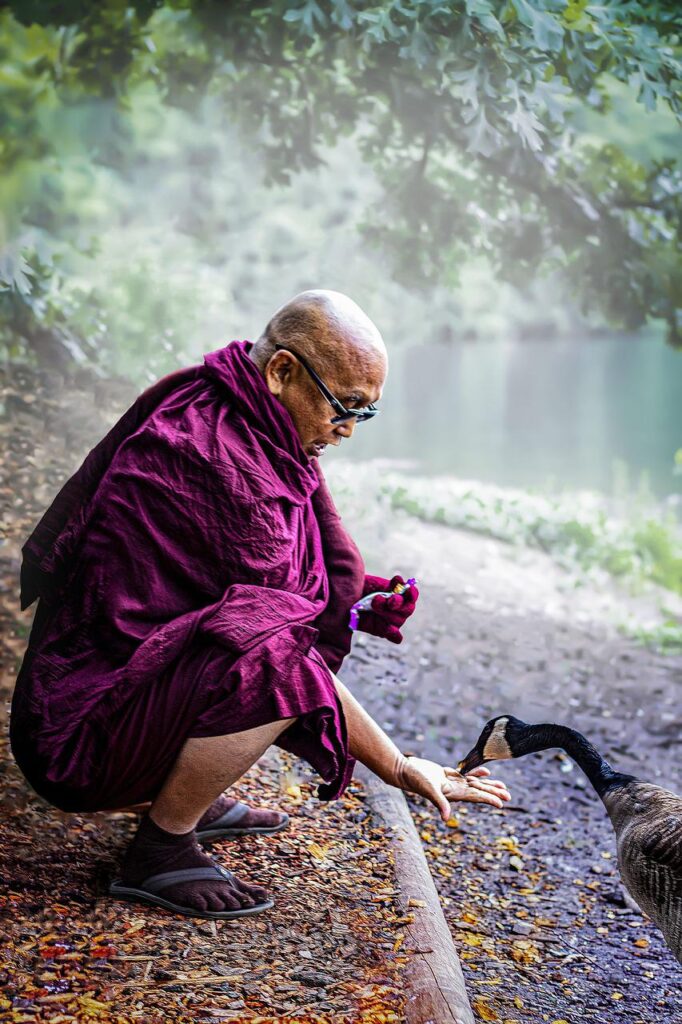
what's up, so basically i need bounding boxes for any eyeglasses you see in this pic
[273,344,379,424]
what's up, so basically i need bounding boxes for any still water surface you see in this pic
[341,332,682,499]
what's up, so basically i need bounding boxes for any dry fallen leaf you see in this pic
[472,996,498,1021]
[495,836,522,855]
[510,939,541,965]
[307,840,329,861]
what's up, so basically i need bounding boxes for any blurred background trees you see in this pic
[0,1,680,499]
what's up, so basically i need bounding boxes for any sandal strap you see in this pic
[201,800,250,829]
[142,865,235,894]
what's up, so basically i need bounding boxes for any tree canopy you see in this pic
[0,0,680,371]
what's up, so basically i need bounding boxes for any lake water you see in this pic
[339,331,682,499]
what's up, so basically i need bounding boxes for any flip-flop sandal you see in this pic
[195,800,289,842]
[108,864,274,920]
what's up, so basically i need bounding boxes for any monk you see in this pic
[10,289,510,920]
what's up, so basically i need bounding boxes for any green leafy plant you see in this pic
[0,1,680,371]
[327,460,682,596]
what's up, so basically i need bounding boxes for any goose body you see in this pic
[604,781,682,960]
[458,716,682,965]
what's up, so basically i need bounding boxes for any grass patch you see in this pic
[622,619,682,654]
[327,461,682,598]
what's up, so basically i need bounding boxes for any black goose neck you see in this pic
[520,724,633,799]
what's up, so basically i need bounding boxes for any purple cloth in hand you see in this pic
[356,574,419,644]
[10,341,365,811]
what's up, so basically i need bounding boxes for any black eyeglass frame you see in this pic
[273,344,379,424]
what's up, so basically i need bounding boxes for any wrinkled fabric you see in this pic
[10,341,365,811]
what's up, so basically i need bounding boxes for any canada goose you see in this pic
[457,715,682,965]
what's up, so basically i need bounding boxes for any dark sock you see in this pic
[118,813,269,913]
[197,794,284,831]
[121,813,197,885]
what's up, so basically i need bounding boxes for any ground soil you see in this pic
[339,503,682,1023]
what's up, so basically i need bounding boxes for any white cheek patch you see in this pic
[482,718,513,761]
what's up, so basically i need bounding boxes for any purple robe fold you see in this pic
[10,341,365,811]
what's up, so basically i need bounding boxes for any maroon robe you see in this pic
[10,341,365,812]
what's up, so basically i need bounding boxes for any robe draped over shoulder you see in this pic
[10,341,365,811]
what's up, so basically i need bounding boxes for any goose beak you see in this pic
[457,747,484,775]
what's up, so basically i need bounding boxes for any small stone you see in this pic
[152,969,175,982]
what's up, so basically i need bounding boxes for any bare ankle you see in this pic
[148,808,200,835]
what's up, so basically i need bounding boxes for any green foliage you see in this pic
[326,460,682,596]
[622,618,682,653]
[0,0,680,369]
[633,518,682,593]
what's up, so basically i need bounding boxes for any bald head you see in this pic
[250,290,387,459]
[251,289,387,377]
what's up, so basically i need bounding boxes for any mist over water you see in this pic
[338,330,682,499]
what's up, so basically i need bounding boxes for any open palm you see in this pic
[401,756,511,821]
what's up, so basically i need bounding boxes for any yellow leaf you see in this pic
[446,815,460,828]
[285,784,302,802]
[472,997,498,1021]
[551,1020,570,1023]
[307,841,328,861]
[77,996,111,1017]
[459,932,484,947]
[510,940,541,965]
[495,836,521,855]
[612,992,623,1000]
[407,898,426,908]
[461,910,479,925]
[634,938,649,948]
[421,830,432,842]
[513,996,524,1010]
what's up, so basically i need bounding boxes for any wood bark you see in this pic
[356,764,475,1024]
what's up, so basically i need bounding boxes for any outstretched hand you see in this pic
[400,756,511,822]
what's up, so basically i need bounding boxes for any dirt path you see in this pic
[336,501,682,1023]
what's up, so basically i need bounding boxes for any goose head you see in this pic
[457,715,531,774]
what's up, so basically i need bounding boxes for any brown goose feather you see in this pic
[603,782,682,963]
